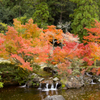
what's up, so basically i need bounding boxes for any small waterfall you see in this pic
[41,82,58,91]
[50,83,56,90]
[86,72,93,77]
[51,84,54,89]
[46,83,49,89]
[42,83,49,91]
[38,83,42,90]
[19,84,26,88]
[90,79,96,84]
[55,82,58,89]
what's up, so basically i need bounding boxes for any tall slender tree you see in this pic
[69,0,99,42]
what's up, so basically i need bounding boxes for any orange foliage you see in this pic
[83,20,100,75]
[11,54,32,71]
[43,25,63,43]
[83,20,100,61]
[1,18,100,75]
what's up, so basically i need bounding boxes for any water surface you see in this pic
[0,84,100,100]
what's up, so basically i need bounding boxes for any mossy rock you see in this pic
[36,69,52,78]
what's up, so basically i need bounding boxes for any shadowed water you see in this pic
[0,84,100,100]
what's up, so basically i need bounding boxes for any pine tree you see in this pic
[69,0,99,42]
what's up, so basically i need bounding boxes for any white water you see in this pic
[55,82,58,89]
[19,84,26,88]
[50,84,56,90]
[42,83,58,91]
[90,80,96,84]
[86,72,93,77]
[42,83,49,91]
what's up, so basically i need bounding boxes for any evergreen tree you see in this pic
[32,2,49,28]
[69,0,99,42]
[0,0,35,25]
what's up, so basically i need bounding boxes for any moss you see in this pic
[60,77,67,84]
[33,82,39,87]
[36,69,52,77]
[0,76,3,88]
[62,84,66,88]
[0,22,7,34]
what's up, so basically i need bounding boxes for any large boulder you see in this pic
[83,76,93,85]
[26,73,44,88]
[44,95,65,100]
[66,76,84,89]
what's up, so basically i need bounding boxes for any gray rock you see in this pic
[44,95,65,100]
[33,78,39,82]
[66,81,83,89]
[39,78,44,82]
[83,76,93,85]
[53,77,59,82]
[28,73,38,80]
[49,77,53,80]
[26,80,33,88]
[66,76,84,89]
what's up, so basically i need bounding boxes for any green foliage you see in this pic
[0,6,13,25]
[17,15,29,24]
[36,69,52,77]
[33,82,39,86]
[0,0,76,27]
[32,2,49,28]
[0,63,31,85]
[0,0,34,25]
[46,0,75,25]
[0,75,3,88]
[61,84,66,88]
[69,0,99,42]
[69,59,84,75]
[31,64,41,72]
[0,22,7,34]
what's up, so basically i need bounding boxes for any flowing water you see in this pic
[0,84,100,100]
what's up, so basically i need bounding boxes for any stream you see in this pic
[0,84,100,100]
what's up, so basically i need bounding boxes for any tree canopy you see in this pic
[69,0,99,41]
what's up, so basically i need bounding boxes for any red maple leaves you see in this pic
[0,19,100,75]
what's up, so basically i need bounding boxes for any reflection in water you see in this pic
[59,84,100,100]
[39,84,58,100]
[0,84,100,100]
[46,90,49,95]
[44,90,58,96]
[38,89,58,100]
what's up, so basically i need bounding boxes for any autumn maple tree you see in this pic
[0,19,52,71]
[83,20,100,75]
[1,18,100,76]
